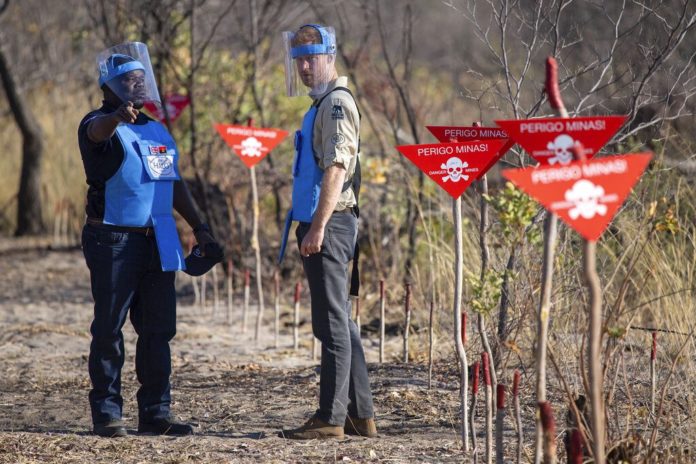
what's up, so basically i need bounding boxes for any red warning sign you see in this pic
[396,140,506,199]
[426,125,509,142]
[495,116,626,166]
[426,125,515,176]
[215,124,289,168]
[144,94,190,124]
[501,153,651,241]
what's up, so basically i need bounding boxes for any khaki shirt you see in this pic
[311,76,359,210]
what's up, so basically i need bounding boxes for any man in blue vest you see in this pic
[278,25,376,440]
[78,42,220,437]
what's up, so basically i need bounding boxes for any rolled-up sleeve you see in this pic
[317,92,359,170]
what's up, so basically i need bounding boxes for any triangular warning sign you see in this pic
[426,125,515,176]
[495,116,626,166]
[215,124,289,168]
[501,153,652,241]
[144,94,190,124]
[396,140,506,199]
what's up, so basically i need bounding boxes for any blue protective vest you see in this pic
[278,104,323,262]
[105,120,186,271]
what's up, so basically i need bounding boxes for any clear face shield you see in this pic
[96,42,161,109]
[282,25,337,97]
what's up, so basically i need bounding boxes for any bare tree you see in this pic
[0,0,46,236]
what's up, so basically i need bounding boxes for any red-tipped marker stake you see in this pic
[495,384,506,464]
[513,370,523,464]
[533,57,564,464]
[470,361,480,464]
[567,428,584,464]
[539,401,557,464]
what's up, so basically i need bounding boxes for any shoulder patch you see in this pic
[331,104,345,120]
[331,133,346,146]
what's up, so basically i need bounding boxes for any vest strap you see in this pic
[313,87,362,296]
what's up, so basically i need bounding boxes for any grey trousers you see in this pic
[296,212,375,425]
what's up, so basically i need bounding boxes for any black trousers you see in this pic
[296,212,374,425]
[82,224,176,425]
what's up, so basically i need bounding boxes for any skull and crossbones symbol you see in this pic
[547,134,575,165]
[441,157,469,182]
[240,136,263,157]
[565,180,608,219]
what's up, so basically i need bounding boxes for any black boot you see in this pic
[93,419,127,438]
[138,416,194,436]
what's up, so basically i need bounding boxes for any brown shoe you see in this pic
[279,415,344,440]
[344,416,378,438]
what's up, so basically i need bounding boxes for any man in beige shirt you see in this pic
[278,24,376,440]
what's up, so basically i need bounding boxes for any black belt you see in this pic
[86,217,155,237]
[333,207,357,215]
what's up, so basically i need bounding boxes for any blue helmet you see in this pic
[290,24,336,58]
[98,53,146,87]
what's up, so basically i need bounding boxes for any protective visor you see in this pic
[282,25,337,97]
[96,42,161,109]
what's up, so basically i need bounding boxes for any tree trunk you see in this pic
[0,47,45,236]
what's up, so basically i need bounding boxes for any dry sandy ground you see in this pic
[0,239,494,463]
[1,238,693,463]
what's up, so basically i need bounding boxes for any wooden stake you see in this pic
[274,269,280,349]
[403,282,411,363]
[242,269,250,334]
[293,281,301,350]
[584,240,605,464]
[189,235,200,306]
[247,118,266,344]
[462,312,467,345]
[474,123,499,413]
[354,296,361,336]
[312,337,319,361]
[200,272,207,313]
[453,198,470,452]
[650,331,657,417]
[226,258,233,324]
[483,352,493,464]
[428,299,434,390]
[211,264,220,318]
[379,279,386,364]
